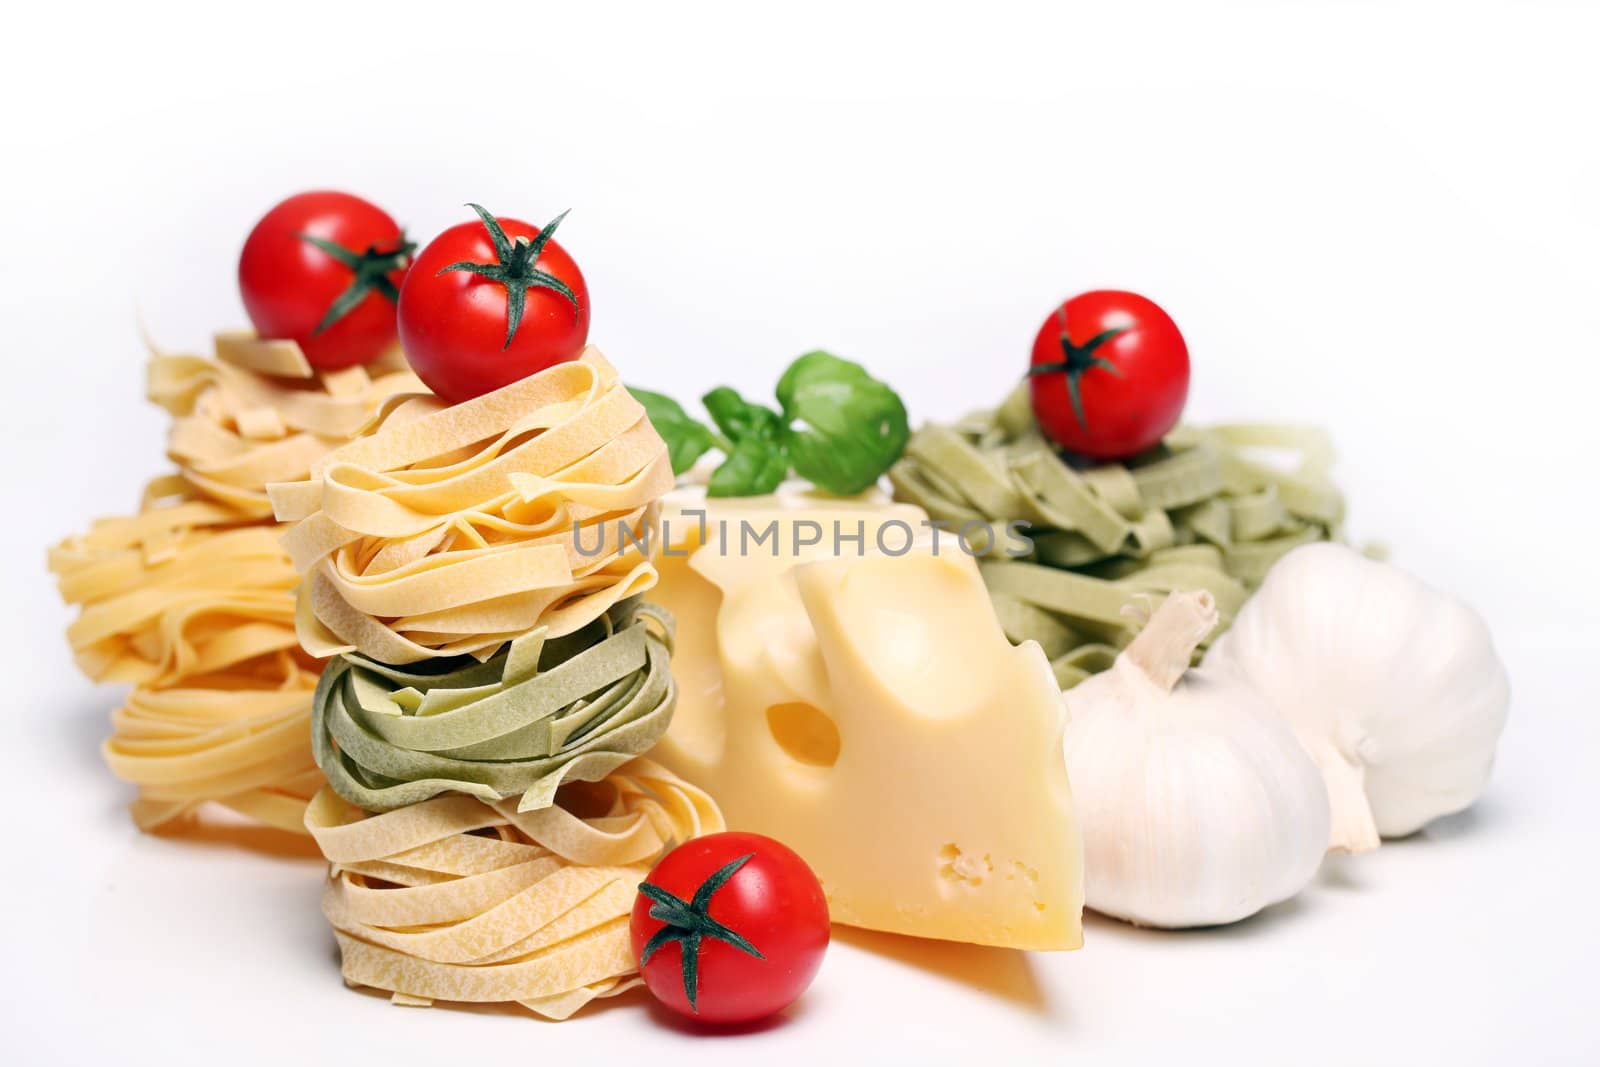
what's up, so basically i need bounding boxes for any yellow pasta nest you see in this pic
[52,498,303,686]
[272,348,674,665]
[50,491,322,831]
[305,759,723,1020]
[108,658,325,833]
[51,334,424,833]
[150,333,423,518]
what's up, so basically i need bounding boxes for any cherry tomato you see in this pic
[237,191,413,371]
[396,205,590,404]
[1028,290,1190,460]
[631,832,829,1025]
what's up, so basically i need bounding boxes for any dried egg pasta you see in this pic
[51,334,417,831]
[306,759,723,1020]
[106,658,325,832]
[271,348,674,665]
[51,500,304,687]
[50,489,323,830]
[150,332,423,517]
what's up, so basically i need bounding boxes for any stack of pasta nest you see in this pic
[49,335,420,832]
[270,347,722,1019]
[889,384,1347,688]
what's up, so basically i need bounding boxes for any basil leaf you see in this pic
[774,351,910,495]
[630,387,716,476]
[708,436,789,498]
[701,386,784,444]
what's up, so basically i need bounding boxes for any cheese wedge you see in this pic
[650,489,1084,950]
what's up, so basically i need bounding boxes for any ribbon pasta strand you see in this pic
[51,483,325,830]
[889,383,1346,687]
[151,333,424,517]
[108,657,325,833]
[271,347,674,665]
[306,758,724,1019]
[51,334,423,832]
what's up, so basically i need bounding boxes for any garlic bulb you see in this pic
[1063,590,1331,928]
[1207,542,1510,853]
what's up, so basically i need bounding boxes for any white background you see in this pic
[4,1,1597,1063]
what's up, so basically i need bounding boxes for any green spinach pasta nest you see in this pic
[312,600,676,814]
[889,385,1346,688]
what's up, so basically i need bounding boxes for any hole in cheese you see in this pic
[938,843,993,887]
[766,701,842,768]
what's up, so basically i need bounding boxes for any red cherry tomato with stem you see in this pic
[237,191,413,371]
[397,204,590,404]
[1028,290,1190,460]
[631,832,829,1025]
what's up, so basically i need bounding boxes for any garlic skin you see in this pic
[1207,542,1510,852]
[1063,591,1331,928]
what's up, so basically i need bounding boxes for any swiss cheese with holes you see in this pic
[649,488,1084,950]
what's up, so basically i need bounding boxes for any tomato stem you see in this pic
[437,204,581,350]
[638,853,765,1014]
[296,232,416,335]
[1027,325,1127,430]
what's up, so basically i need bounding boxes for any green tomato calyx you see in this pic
[295,231,416,335]
[638,853,765,1014]
[1028,323,1128,429]
[437,204,580,350]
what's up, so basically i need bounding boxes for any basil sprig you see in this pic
[630,351,909,497]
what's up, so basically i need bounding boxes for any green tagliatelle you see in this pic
[889,385,1345,688]
[312,601,676,813]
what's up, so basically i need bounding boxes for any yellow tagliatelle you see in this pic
[51,497,304,686]
[50,488,324,831]
[51,334,421,832]
[306,759,723,1020]
[106,658,325,833]
[150,333,423,518]
[271,348,675,665]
